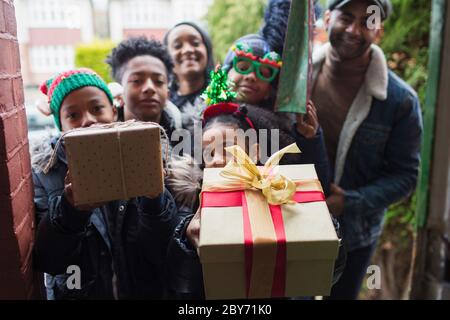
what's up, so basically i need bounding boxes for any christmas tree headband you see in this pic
[201,65,255,129]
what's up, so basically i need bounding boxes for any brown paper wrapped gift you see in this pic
[63,122,164,206]
[198,144,339,300]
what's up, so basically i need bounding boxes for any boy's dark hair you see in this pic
[106,37,174,83]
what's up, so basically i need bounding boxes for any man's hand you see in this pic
[326,184,345,218]
[64,170,105,212]
[186,208,201,250]
[296,100,319,139]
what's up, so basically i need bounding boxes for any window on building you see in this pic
[30,45,74,73]
[123,0,170,29]
[29,0,81,28]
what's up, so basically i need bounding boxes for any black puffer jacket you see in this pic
[31,136,180,300]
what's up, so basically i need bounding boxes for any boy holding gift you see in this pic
[31,68,179,299]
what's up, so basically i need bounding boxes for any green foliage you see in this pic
[206,0,267,62]
[379,0,431,229]
[75,40,116,83]
[380,0,431,107]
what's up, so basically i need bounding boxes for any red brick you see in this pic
[1,1,35,300]
[0,238,27,298]
[0,160,11,196]
[21,252,35,297]
[0,39,13,73]
[5,149,22,192]
[0,134,4,159]
[0,78,14,113]
[20,144,32,178]
[15,212,34,268]
[4,2,17,37]
[0,234,21,269]
[13,77,24,107]
[11,40,20,73]
[0,110,21,157]
[0,1,5,33]
[0,145,32,198]
[0,194,14,239]
[17,107,29,142]
[10,179,33,225]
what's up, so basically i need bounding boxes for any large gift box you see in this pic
[63,121,164,206]
[198,144,339,299]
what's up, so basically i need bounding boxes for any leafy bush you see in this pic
[75,40,116,83]
[381,0,431,107]
[206,0,267,62]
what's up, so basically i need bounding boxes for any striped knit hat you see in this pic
[40,68,114,131]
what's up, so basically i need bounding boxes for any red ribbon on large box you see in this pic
[201,188,325,298]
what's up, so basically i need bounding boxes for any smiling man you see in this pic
[312,0,423,299]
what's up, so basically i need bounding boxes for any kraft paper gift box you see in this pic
[198,144,339,300]
[63,122,164,206]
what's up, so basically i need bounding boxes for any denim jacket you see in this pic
[313,43,423,251]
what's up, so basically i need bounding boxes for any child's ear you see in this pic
[249,142,259,164]
[112,104,119,121]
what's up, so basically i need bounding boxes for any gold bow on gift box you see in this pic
[219,143,302,205]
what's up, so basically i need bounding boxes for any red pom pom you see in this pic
[40,82,48,95]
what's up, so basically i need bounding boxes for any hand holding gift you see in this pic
[326,184,346,218]
[45,121,166,207]
[187,208,201,249]
[64,170,107,212]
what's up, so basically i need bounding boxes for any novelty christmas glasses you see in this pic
[232,42,283,83]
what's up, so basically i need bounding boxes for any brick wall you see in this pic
[0,0,37,299]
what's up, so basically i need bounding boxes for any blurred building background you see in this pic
[15,0,213,138]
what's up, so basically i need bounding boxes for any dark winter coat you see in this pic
[31,135,180,300]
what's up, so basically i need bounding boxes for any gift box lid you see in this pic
[64,123,164,205]
[199,164,340,264]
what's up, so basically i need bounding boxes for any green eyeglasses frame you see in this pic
[232,56,280,83]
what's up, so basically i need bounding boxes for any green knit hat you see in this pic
[40,68,114,131]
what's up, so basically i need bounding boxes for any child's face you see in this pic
[167,25,208,80]
[202,124,258,169]
[60,86,117,132]
[121,55,169,123]
[228,67,272,106]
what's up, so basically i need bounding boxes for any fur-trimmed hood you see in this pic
[166,154,203,212]
[30,132,61,174]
